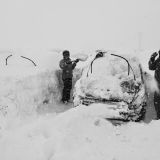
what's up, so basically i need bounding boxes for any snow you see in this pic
[0,48,159,160]
[73,51,148,113]
[0,104,160,160]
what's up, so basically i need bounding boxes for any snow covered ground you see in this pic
[0,104,160,160]
[0,49,159,160]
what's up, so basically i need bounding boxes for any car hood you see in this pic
[79,75,143,103]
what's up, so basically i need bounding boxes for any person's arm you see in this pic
[72,59,79,69]
[72,62,76,69]
[59,60,67,69]
[148,52,159,70]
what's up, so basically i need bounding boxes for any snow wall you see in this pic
[0,49,83,129]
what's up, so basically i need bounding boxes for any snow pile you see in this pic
[0,49,61,129]
[0,68,61,129]
[0,104,159,160]
[0,49,86,129]
[74,52,146,104]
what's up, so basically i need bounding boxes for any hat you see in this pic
[63,50,70,56]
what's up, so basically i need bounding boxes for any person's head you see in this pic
[63,50,70,60]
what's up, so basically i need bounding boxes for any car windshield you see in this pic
[88,55,134,80]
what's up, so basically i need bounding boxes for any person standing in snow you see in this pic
[59,50,79,103]
[148,50,160,119]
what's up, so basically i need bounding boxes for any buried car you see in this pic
[73,50,147,122]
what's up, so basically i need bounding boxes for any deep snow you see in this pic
[0,49,159,160]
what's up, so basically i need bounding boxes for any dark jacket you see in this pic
[149,56,160,88]
[59,58,76,80]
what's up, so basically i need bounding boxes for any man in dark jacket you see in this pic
[59,50,79,103]
[148,50,160,119]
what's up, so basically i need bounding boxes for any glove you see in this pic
[75,59,79,63]
[151,52,158,58]
[151,52,158,60]
[95,52,103,58]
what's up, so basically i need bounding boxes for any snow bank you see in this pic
[0,49,61,129]
[0,104,160,160]
[0,49,86,130]
[0,68,61,129]
[74,51,147,104]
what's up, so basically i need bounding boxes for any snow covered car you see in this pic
[73,50,147,122]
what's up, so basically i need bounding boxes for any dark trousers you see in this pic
[62,78,72,102]
[154,92,160,119]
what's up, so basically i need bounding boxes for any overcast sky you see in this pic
[0,0,160,51]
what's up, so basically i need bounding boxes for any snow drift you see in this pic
[0,49,84,130]
[0,104,160,160]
